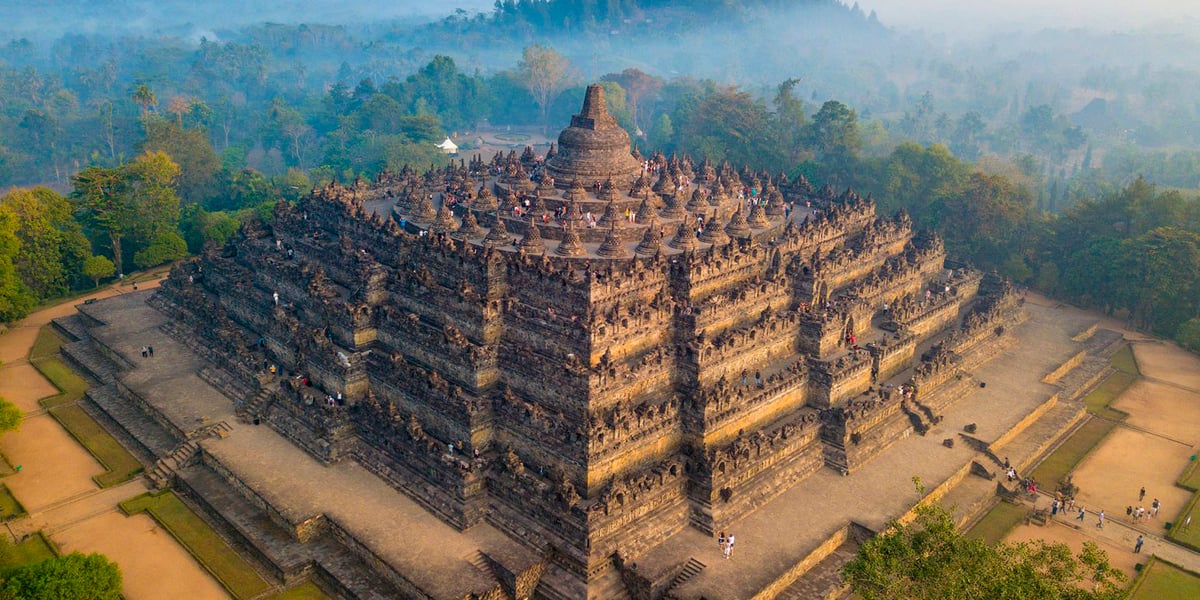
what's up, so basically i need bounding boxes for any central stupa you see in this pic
[544,84,642,187]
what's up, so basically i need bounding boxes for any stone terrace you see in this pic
[639,296,1100,599]
[77,291,545,599]
[74,287,1108,599]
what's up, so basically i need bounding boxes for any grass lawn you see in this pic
[0,533,56,570]
[0,484,26,521]
[1129,558,1200,600]
[269,581,330,600]
[1110,345,1139,375]
[1081,370,1135,421]
[29,327,142,487]
[1030,418,1118,490]
[121,491,273,600]
[1178,458,1200,492]
[28,327,64,361]
[47,403,143,487]
[965,500,1029,545]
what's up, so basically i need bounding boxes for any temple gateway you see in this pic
[87,84,1034,598]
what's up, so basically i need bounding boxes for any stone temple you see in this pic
[61,84,1108,599]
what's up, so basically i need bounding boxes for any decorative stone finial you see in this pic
[483,216,511,245]
[725,206,752,238]
[748,203,771,229]
[668,221,699,251]
[699,212,729,245]
[519,218,545,253]
[556,223,586,257]
[596,224,630,258]
[635,220,663,256]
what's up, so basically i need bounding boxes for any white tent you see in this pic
[436,137,459,155]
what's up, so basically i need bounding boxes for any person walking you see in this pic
[1152,499,1160,518]
[717,531,725,553]
[1097,509,1105,529]
[724,534,735,559]
[1139,486,1146,502]
[1134,535,1144,553]
[1077,507,1086,522]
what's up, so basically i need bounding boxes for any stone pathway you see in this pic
[1028,491,1200,573]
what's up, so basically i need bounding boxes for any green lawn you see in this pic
[0,484,26,521]
[1110,345,1139,375]
[1081,370,1136,421]
[47,403,143,487]
[1030,418,1119,491]
[0,533,57,570]
[965,500,1029,545]
[29,326,143,487]
[120,491,273,600]
[1178,458,1200,491]
[28,327,64,361]
[269,581,330,600]
[1129,558,1200,600]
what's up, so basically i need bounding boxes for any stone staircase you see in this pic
[239,388,276,424]
[774,541,859,600]
[60,339,120,384]
[148,440,201,489]
[148,422,233,489]
[664,558,706,594]
[177,463,402,598]
[199,365,258,407]
[82,383,179,463]
[51,314,91,342]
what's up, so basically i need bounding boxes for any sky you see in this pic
[856,0,1200,34]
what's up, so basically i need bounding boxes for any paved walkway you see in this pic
[1030,489,1200,572]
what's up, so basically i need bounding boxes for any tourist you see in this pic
[1139,486,1146,501]
[1077,507,1086,522]
[148,345,154,357]
[1097,509,1105,529]
[717,531,725,552]
[140,345,148,358]
[1152,499,1160,518]
[1134,535,1144,553]
[724,533,735,559]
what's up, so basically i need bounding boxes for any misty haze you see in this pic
[0,1,1198,600]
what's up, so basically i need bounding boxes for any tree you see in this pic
[81,255,116,288]
[603,68,661,134]
[517,45,574,132]
[844,500,1125,600]
[806,100,862,186]
[773,78,809,165]
[1,552,122,600]
[0,203,37,322]
[0,396,20,433]
[142,121,220,205]
[70,151,181,276]
[133,231,188,269]
[1,187,92,299]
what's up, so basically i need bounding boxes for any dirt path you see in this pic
[0,277,229,600]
